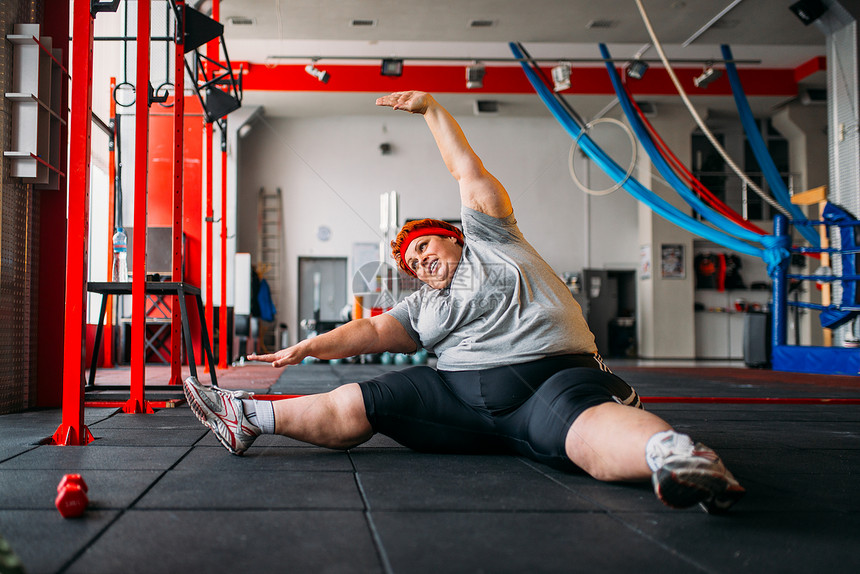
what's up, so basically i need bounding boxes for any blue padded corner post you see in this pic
[820,202,860,329]
[772,214,789,351]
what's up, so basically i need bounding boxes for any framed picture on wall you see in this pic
[661,244,685,279]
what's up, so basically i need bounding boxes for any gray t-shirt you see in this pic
[387,207,596,370]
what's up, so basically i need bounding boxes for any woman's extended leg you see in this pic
[564,402,670,481]
[272,383,373,449]
[565,402,745,512]
[184,377,372,455]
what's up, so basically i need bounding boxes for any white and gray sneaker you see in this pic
[646,431,745,514]
[183,376,261,455]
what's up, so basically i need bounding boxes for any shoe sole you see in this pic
[183,379,246,456]
[699,485,746,514]
[654,467,734,509]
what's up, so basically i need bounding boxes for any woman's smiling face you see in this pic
[404,234,463,289]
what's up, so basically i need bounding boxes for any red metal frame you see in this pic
[203,0,220,372]
[219,122,228,369]
[103,77,116,369]
[204,123,214,371]
[170,0,186,386]
[37,0,69,410]
[128,0,154,414]
[52,0,95,445]
[85,399,184,409]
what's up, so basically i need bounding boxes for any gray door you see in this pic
[298,257,348,334]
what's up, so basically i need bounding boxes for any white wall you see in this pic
[635,105,699,359]
[237,108,641,345]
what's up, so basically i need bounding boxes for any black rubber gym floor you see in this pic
[1,363,858,573]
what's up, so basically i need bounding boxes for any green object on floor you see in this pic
[0,534,26,574]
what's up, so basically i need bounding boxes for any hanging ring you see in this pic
[113,81,136,107]
[568,117,637,196]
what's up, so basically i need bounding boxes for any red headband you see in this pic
[400,227,463,276]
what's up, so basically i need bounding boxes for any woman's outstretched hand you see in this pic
[248,345,307,369]
[376,91,434,114]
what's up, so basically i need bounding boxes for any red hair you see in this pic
[391,219,464,275]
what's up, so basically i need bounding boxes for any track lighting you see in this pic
[551,63,571,92]
[626,59,649,80]
[466,62,485,89]
[381,58,403,77]
[305,62,330,84]
[694,64,722,89]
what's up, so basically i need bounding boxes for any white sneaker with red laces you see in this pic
[184,376,261,455]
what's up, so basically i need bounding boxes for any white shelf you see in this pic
[7,34,37,45]
[4,23,64,190]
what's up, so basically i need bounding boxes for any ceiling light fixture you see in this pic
[693,64,722,88]
[305,62,330,84]
[626,59,649,80]
[380,59,403,77]
[551,63,571,92]
[466,62,485,89]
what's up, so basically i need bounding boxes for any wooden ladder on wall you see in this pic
[257,187,283,352]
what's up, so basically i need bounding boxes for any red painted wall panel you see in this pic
[236,63,799,98]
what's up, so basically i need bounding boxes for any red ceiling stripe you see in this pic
[794,55,826,82]
[234,62,798,97]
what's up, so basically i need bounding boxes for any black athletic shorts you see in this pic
[358,354,642,471]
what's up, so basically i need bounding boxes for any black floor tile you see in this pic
[620,510,860,573]
[0,445,190,470]
[0,469,162,510]
[0,509,120,574]
[135,469,364,510]
[357,469,598,511]
[533,465,678,513]
[0,408,122,461]
[372,511,696,574]
[87,428,209,447]
[176,445,354,472]
[350,451,531,474]
[64,510,382,574]
[87,408,203,428]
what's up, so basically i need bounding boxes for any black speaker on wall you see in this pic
[790,0,828,25]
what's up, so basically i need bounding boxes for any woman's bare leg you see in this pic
[565,402,672,482]
[272,383,374,449]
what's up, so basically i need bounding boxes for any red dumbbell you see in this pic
[55,474,89,518]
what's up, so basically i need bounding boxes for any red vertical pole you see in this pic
[204,123,214,372]
[203,0,219,373]
[219,122,229,369]
[127,0,154,414]
[103,76,117,369]
[169,1,186,386]
[52,0,95,445]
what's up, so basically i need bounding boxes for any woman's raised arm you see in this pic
[376,91,513,218]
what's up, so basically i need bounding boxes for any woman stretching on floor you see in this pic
[184,91,744,513]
